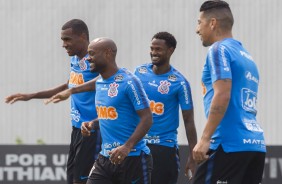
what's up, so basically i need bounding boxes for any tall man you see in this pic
[134,32,197,184]
[192,1,266,184]
[5,19,101,184]
[82,37,153,184]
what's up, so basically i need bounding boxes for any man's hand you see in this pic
[192,138,210,164]
[44,89,71,104]
[81,121,94,137]
[109,145,131,165]
[5,93,33,104]
[185,155,197,180]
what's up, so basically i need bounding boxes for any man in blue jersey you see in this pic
[81,37,153,184]
[46,33,198,183]
[192,1,266,184]
[5,19,101,184]
[134,32,197,184]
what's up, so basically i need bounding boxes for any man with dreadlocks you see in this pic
[192,1,266,183]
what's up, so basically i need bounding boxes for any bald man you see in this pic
[85,38,153,184]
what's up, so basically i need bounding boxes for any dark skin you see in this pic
[85,38,152,165]
[150,38,198,178]
[5,26,90,184]
[5,28,88,104]
[46,38,198,177]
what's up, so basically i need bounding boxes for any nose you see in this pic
[86,56,91,61]
[62,41,67,48]
[150,50,156,56]
[196,25,200,34]
[196,28,199,34]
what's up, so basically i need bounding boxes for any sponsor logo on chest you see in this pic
[138,67,147,74]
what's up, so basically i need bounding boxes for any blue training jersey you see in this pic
[68,54,99,128]
[134,63,193,147]
[95,68,150,157]
[202,38,266,153]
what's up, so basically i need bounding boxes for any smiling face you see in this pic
[87,42,106,73]
[150,38,173,66]
[196,12,215,47]
[61,28,86,56]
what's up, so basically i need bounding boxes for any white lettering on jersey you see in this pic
[245,71,259,84]
[241,88,257,114]
[240,50,254,61]
[128,81,141,105]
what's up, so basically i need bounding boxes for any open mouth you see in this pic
[151,56,160,61]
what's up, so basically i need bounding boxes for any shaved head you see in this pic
[89,37,117,56]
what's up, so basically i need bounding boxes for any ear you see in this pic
[168,47,175,55]
[104,48,112,59]
[210,18,217,30]
[80,32,88,41]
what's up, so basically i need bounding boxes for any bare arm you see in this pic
[124,108,152,150]
[69,76,97,94]
[182,109,197,177]
[109,108,152,164]
[81,118,99,137]
[193,79,231,163]
[45,76,98,104]
[5,82,68,104]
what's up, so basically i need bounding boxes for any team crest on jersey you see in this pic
[138,67,147,74]
[108,82,119,97]
[79,58,87,71]
[168,75,177,81]
[158,80,171,94]
[114,74,124,81]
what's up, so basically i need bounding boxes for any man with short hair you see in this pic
[192,1,266,183]
[5,19,101,184]
[134,32,197,184]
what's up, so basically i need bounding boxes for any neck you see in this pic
[152,62,171,75]
[77,43,89,59]
[100,62,119,79]
[213,30,233,43]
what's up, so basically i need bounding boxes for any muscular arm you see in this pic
[124,108,152,150]
[193,79,231,163]
[45,76,98,104]
[201,79,231,142]
[69,76,97,94]
[5,82,68,104]
[109,107,152,164]
[182,109,197,176]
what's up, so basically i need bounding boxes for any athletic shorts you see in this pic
[67,126,101,184]
[147,144,180,184]
[192,145,266,184]
[87,152,153,184]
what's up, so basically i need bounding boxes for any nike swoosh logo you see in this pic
[80,176,89,180]
[131,178,140,184]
